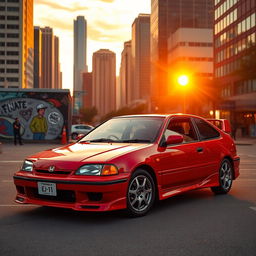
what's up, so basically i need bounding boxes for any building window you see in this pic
[7,24,19,29]
[0,33,5,38]
[0,16,5,20]
[7,7,19,12]
[7,68,19,73]
[0,60,4,64]
[7,42,19,47]
[7,51,19,56]
[7,16,19,21]
[7,33,19,38]
[7,78,19,82]
[0,24,5,29]
[0,69,5,73]
[7,0,19,2]
[6,60,19,64]
[0,51,5,55]
[0,6,5,11]
[0,78,5,82]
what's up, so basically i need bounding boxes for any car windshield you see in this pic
[79,117,164,143]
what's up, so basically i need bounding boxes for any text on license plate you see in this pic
[38,182,57,196]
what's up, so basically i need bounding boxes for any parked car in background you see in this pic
[13,114,240,217]
[71,124,94,140]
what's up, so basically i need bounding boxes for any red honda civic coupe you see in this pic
[13,114,240,217]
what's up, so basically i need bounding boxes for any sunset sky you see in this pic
[34,0,151,92]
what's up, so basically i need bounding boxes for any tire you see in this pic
[71,133,78,140]
[126,169,155,217]
[211,159,233,194]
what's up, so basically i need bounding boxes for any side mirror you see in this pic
[166,135,183,145]
[76,134,85,141]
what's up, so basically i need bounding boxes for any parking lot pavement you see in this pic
[0,142,256,256]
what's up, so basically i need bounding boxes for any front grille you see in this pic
[35,169,72,175]
[30,188,76,203]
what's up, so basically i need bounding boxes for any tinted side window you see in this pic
[164,118,198,143]
[194,118,220,140]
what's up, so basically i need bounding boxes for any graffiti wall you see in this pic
[0,89,71,141]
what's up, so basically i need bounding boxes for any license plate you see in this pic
[38,182,57,196]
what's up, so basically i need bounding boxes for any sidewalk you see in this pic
[234,137,256,145]
[0,142,60,159]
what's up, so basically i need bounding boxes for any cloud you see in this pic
[39,16,73,31]
[88,26,128,42]
[97,0,116,2]
[35,0,89,12]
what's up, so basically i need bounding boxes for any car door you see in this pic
[192,117,222,178]
[157,117,208,190]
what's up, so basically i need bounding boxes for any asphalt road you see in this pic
[0,142,255,256]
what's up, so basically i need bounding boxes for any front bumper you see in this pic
[13,174,129,211]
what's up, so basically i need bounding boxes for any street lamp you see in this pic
[177,74,189,113]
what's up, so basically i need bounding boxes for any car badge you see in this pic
[48,166,55,172]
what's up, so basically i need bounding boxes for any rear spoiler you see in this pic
[207,119,231,134]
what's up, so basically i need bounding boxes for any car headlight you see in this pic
[75,164,118,176]
[21,160,33,172]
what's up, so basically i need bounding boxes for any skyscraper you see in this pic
[119,40,132,108]
[40,27,61,89]
[150,0,213,111]
[0,0,34,88]
[92,49,116,117]
[132,14,151,105]
[34,26,42,88]
[214,0,256,136]
[73,16,87,114]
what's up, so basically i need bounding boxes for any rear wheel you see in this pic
[127,169,155,217]
[211,159,233,194]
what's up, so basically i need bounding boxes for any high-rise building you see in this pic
[214,0,256,137]
[34,26,42,88]
[92,49,116,117]
[0,0,34,88]
[82,72,92,109]
[73,16,87,114]
[119,40,132,108]
[150,0,213,111]
[54,36,61,89]
[168,28,214,113]
[40,27,61,89]
[132,14,151,105]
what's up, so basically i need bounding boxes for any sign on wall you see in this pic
[0,89,71,140]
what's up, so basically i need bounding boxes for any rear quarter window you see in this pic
[194,118,220,140]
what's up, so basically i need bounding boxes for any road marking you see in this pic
[0,161,23,163]
[249,207,256,212]
[1,180,13,183]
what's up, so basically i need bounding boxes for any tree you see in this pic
[80,107,98,124]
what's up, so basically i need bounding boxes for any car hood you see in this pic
[28,142,150,163]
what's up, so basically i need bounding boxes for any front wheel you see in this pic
[127,169,155,217]
[211,159,233,194]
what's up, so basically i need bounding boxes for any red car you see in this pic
[13,114,240,217]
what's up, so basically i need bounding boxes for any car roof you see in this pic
[72,124,93,126]
[113,113,205,119]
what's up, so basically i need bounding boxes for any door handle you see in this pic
[197,147,204,153]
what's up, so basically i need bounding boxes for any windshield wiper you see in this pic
[121,139,151,143]
[85,138,116,143]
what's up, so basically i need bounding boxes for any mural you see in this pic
[0,90,71,141]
